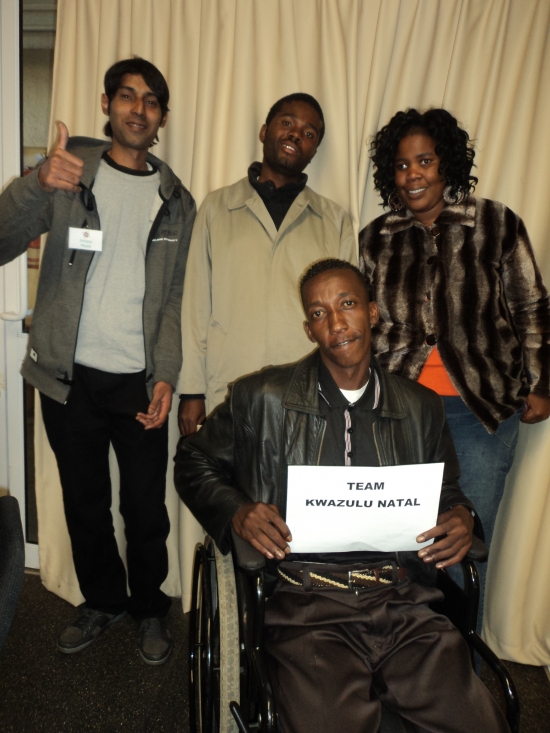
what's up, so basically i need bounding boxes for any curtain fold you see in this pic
[36,0,550,663]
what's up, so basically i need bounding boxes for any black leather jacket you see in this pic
[175,352,476,584]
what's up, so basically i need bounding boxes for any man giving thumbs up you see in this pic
[38,120,84,193]
[0,58,196,665]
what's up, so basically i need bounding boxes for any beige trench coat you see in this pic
[178,176,357,411]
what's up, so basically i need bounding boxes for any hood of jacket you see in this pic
[67,136,183,202]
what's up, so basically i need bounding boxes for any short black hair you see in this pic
[265,93,325,144]
[103,57,170,141]
[300,259,371,306]
[370,108,478,207]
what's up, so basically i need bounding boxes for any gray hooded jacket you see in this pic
[0,137,196,402]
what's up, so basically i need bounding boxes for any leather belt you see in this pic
[278,563,408,592]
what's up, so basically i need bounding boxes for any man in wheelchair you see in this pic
[175,259,510,732]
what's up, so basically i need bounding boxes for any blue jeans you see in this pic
[442,397,521,637]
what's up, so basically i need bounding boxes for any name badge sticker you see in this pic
[68,227,103,252]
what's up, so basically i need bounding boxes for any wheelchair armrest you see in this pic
[231,527,266,572]
[465,535,488,563]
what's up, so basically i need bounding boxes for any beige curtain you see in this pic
[36,0,550,664]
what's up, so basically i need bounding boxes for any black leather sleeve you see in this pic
[174,387,251,554]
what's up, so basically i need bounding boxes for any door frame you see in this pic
[0,0,39,569]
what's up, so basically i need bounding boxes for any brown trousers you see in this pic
[264,579,509,733]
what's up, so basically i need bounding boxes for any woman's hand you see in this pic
[521,393,550,424]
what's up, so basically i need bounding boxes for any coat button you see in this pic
[426,335,437,345]
[427,255,437,264]
[430,226,441,236]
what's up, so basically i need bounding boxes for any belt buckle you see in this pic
[347,567,375,594]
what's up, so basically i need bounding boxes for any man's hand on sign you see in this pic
[232,502,292,560]
[415,504,474,569]
[38,121,84,194]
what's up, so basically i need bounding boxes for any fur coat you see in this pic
[359,196,550,432]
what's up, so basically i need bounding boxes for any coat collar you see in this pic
[379,195,477,236]
[227,175,325,219]
[282,350,407,420]
[226,175,325,242]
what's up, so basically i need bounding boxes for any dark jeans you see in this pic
[442,397,521,631]
[40,364,171,619]
[264,579,509,733]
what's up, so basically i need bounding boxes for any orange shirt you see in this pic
[417,348,459,396]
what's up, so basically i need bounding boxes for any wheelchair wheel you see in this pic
[189,538,240,733]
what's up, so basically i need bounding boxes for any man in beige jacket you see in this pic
[178,93,356,434]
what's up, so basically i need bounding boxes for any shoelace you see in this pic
[141,618,165,640]
[72,609,109,631]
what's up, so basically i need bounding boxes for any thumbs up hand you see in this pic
[38,121,85,193]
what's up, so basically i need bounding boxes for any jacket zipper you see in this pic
[316,419,327,464]
[141,191,172,381]
[372,422,383,465]
[145,195,170,257]
[65,212,100,401]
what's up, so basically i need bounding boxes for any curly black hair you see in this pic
[300,258,371,305]
[370,108,477,207]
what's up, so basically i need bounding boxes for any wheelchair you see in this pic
[189,528,520,733]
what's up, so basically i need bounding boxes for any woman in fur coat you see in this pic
[358,107,550,625]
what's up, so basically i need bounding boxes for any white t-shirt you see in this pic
[340,382,369,404]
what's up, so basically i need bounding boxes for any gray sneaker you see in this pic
[139,617,172,665]
[57,607,126,654]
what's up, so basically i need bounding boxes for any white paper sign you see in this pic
[68,227,103,252]
[286,464,444,553]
